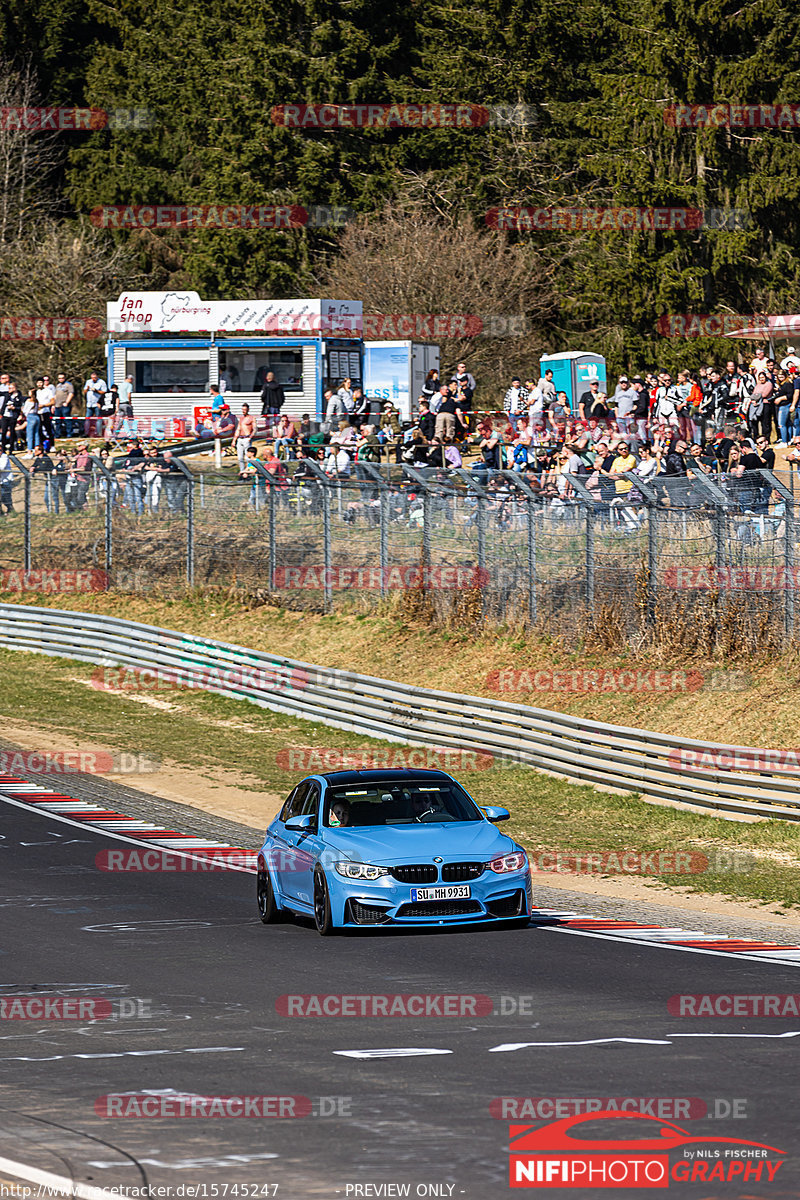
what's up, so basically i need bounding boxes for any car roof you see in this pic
[317,769,452,785]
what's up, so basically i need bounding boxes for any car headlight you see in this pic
[334,861,390,880]
[487,851,528,874]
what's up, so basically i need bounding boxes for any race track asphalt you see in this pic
[1,784,799,1199]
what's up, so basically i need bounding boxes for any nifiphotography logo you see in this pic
[507,1111,785,1188]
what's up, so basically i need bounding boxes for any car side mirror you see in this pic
[482,806,510,822]
[285,814,315,833]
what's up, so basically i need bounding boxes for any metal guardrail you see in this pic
[0,602,798,822]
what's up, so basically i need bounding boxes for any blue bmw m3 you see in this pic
[256,768,532,935]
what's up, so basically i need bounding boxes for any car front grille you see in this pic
[390,864,438,883]
[395,900,483,918]
[441,862,484,882]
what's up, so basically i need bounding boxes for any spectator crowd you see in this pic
[1,345,797,519]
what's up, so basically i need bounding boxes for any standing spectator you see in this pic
[240,445,265,507]
[116,374,134,430]
[577,379,602,422]
[336,377,354,416]
[30,445,55,511]
[547,390,570,438]
[0,449,14,514]
[50,450,69,514]
[789,370,800,445]
[36,375,56,448]
[723,359,754,418]
[161,451,187,513]
[536,368,556,402]
[749,370,775,441]
[632,377,650,443]
[53,372,74,438]
[209,383,225,413]
[233,403,257,469]
[0,381,22,452]
[143,446,168,510]
[82,370,107,435]
[686,373,705,443]
[420,369,439,404]
[259,371,286,428]
[611,375,637,437]
[23,388,40,454]
[703,369,730,434]
[503,377,528,420]
[434,388,465,441]
[72,441,92,510]
[323,387,343,431]
[429,386,447,414]
[119,439,145,514]
[102,383,119,438]
[451,362,476,405]
[654,373,680,428]
[781,347,800,372]
[774,369,794,445]
[675,370,693,442]
[351,387,369,428]
[417,398,436,441]
[0,373,9,408]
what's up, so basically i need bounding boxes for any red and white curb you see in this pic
[0,773,256,871]
[2,774,799,963]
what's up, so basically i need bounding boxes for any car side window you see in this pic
[281,782,310,823]
[302,783,320,828]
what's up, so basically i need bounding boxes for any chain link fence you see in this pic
[0,455,796,646]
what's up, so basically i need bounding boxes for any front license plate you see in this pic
[411,885,471,901]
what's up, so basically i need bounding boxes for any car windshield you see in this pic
[324,780,483,827]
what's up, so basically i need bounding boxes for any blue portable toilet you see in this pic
[539,351,607,412]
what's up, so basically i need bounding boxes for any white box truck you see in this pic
[363,341,440,422]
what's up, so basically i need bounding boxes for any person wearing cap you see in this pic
[611,375,637,437]
[781,346,800,372]
[379,402,401,451]
[577,379,601,423]
[631,378,650,444]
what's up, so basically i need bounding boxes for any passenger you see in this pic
[329,799,351,827]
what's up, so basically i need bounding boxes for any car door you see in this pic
[289,782,323,907]
[272,782,310,901]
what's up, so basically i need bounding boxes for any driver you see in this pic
[329,798,351,827]
[410,791,446,820]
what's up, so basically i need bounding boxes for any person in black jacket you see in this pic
[259,372,286,421]
[417,398,437,442]
[702,370,730,434]
[0,383,23,452]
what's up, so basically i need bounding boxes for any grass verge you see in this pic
[2,644,800,910]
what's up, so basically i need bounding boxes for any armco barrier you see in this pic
[0,603,798,821]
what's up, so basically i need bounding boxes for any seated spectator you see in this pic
[325,440,352,477]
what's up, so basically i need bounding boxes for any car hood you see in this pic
[323,821,515,864]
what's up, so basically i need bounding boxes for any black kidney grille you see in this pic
[441,862,484,882]
[390,864,438,883]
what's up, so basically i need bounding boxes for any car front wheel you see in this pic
[313,867,335,936]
